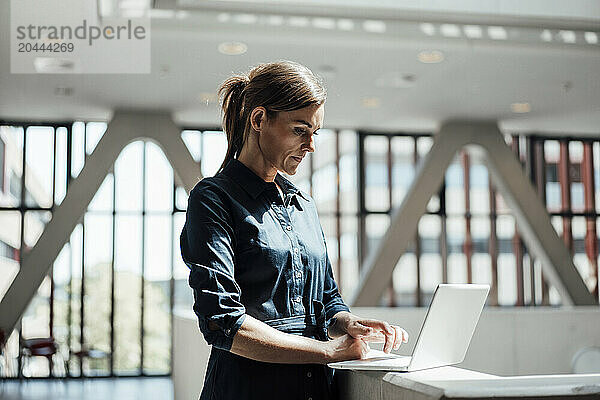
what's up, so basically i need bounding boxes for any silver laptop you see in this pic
[328,283,489,372]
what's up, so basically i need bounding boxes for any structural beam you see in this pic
[0,111,201,343]
[351,120,596,307]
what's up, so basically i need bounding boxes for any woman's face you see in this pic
[258,104,324,175]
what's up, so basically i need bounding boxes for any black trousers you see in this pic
[199,347,340,400]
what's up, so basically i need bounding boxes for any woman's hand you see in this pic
[330,312,409,354]
[323,334,369,363]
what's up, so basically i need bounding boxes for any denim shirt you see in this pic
[180,158,350,352]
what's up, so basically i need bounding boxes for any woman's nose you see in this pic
[305,134,315,153]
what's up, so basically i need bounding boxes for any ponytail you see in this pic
[216,61,327,174]
[217,75,249,173]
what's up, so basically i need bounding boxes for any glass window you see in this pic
[201,131,227,177]
[391,136,414,207]
[143,215,172,374]
[181,130,202,163]
[114,215,142,374]
[0,136,4,194]
[55,127,68,206]
[72,122,85,179]
[25,126,54,208]
[0,211,21,302]
[145,142,173,213]
[115,141,143,212]
[86,122,107,155]
[364,136,389,212]
[340,215,359,297]
[88,173,114,212]
[82,213,112,376]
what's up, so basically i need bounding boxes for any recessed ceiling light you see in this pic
[266,15,284,26]
[488,26,507,40]
[289,16,310,27]
[419,23,435,36]
[417,50,444,63]
[313,18,335,30]
[541,29,553,42]
[510,102,531,113]
[175,10,189,19]
[218,42,247,55]
[363,20,386,33]
[337,19,354,31]
[584,32,598,44]
[362,97,380,108]
[559,30,576,43]
[440,24,460,37]
[233,13,257,24]
[463,25,483,39]
[217,13,230,23]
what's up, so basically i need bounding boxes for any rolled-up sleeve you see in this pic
[320,227,351,326]
[180,184,246,351]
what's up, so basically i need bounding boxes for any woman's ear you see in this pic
[250,106,267,133]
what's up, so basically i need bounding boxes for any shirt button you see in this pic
[295,271,302,279]
[286,225,292,231]
[294,248,299,254]
[307,371,312,378]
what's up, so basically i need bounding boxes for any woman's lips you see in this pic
[292,156,303,162]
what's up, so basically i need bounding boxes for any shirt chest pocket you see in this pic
[235,218,290,272]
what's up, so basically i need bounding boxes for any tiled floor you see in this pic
[0,377,173,400]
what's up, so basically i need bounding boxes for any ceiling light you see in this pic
[313,18,335,30]
[584,32,598,44]
[559,30,576,43]
[233,14,257,24]
[417,50,444,63]
[419,23,435,36]
[266,15,284,26]
[289,16,309,27]
[217,13,230,23]
[541,29,553,42]
[463,25,483,39]
[510,102,531,113]
[175,10,189,19]
[362,97,380,109]
[488,26,507,40]
[337,19,354,31]
[363,20,386,33]
[440,24,460,37]
[218,42,247,55]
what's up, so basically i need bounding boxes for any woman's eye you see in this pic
[294,128,307,135]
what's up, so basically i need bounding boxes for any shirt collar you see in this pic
[222,158,309,202]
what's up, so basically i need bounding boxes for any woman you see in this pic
[180,61,408,400]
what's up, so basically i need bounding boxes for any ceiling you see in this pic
[1,0,599,135]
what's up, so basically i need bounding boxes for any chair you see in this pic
[20,337,66,377]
